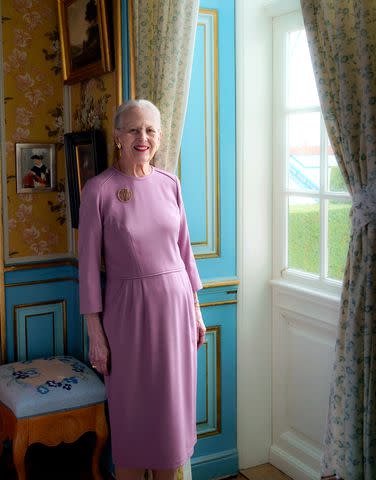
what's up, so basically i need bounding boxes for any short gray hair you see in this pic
[114,99,161,129]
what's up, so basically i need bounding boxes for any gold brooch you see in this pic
[117,188,132,203]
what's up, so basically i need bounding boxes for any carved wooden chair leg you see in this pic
[13,422,28,480]
[0,404,12,460]
[91,405,108,480]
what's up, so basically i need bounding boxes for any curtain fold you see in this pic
[130,0,199,173]
[300,1,376,479]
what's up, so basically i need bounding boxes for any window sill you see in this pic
[270,277,341,309]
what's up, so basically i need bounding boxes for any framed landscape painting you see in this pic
[57,0,113,84]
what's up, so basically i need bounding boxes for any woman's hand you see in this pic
[196,309,206,349]
[194,292,206,349]
[85,313,110,376]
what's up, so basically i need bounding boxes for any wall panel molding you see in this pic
[197,325,221,438]
[0,0,6,364]
[270,445,319,480]
[13,300,67,361]
[4,264,80,363]
[181,8,220,259]
[272,285,338,480]
[4,259,77,272]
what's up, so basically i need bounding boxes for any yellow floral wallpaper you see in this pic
[2,0,117,261]
[3,0,67,259]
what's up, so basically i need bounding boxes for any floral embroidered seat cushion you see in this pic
[0,356,106,418]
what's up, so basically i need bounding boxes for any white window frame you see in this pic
[272,10,351,296]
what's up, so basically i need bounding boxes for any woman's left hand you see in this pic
[195,304,206,349]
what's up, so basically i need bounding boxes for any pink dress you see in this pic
[78,166,202,469]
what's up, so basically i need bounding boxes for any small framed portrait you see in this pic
[16,143,56,193]
[57,0,113,85]
[64,130,107,228]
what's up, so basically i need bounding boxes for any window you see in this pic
[273,12,351,290]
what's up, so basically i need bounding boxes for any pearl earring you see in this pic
[116,142,122,149]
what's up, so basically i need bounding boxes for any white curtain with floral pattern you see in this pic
[301,1,376,479]
[131,0,199,174]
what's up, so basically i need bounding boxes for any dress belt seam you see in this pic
[107,267,185,280]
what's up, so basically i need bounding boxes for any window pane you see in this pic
[328,200,351,280]
[328,141,348,193]
[287,30,319,108]
[288,196,320,274]
[288,112,320,192]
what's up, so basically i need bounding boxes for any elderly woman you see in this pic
[78,99,206,480]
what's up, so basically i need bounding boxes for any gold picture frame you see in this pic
[57,0,113,85]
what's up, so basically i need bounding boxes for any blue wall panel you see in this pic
[196,326,220,437]
[181,1,238,478]
[26,313,55,359]
[197,341,207,424]
[192,295,238,479]
[4,264,81,363]
[181,24,207,245]
[14,301,66,361]
[181,1,236,282]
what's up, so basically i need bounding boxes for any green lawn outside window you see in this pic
[288,201,350,280]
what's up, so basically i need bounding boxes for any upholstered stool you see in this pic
[0,356,107,480]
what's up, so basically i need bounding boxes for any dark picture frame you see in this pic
[64,130,107,228]
[16,143,56,193]
[57,0,113,85]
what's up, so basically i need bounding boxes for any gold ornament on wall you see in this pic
[73,78,111,132]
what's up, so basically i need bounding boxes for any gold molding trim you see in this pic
[197,325,221,439]
[13,300,67,361]
[196,341,209,426]
[115,0,123,106]
[195,252,220,259]
[6,277,78,288]
[202,280,239,289]
[128,0,136,99]
[0,157,5,363]
[81,315,86,362]
[4,259,78,272]
[62,299,67,355]
[200,300,237,308]
[193,9,220,259]
[0,0,6,364]
[0,274,4,364]
[193,20,209,249]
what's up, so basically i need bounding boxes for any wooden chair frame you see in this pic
[0,401,108,480]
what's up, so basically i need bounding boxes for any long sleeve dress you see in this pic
[78,166,202,470]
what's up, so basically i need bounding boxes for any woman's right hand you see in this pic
[85,313,110,376]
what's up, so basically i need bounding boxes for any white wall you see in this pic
[236,0,273,468]
[270,282,337,480]
[237,1,338,478]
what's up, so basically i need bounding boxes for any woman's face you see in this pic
[115,107,161,165]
